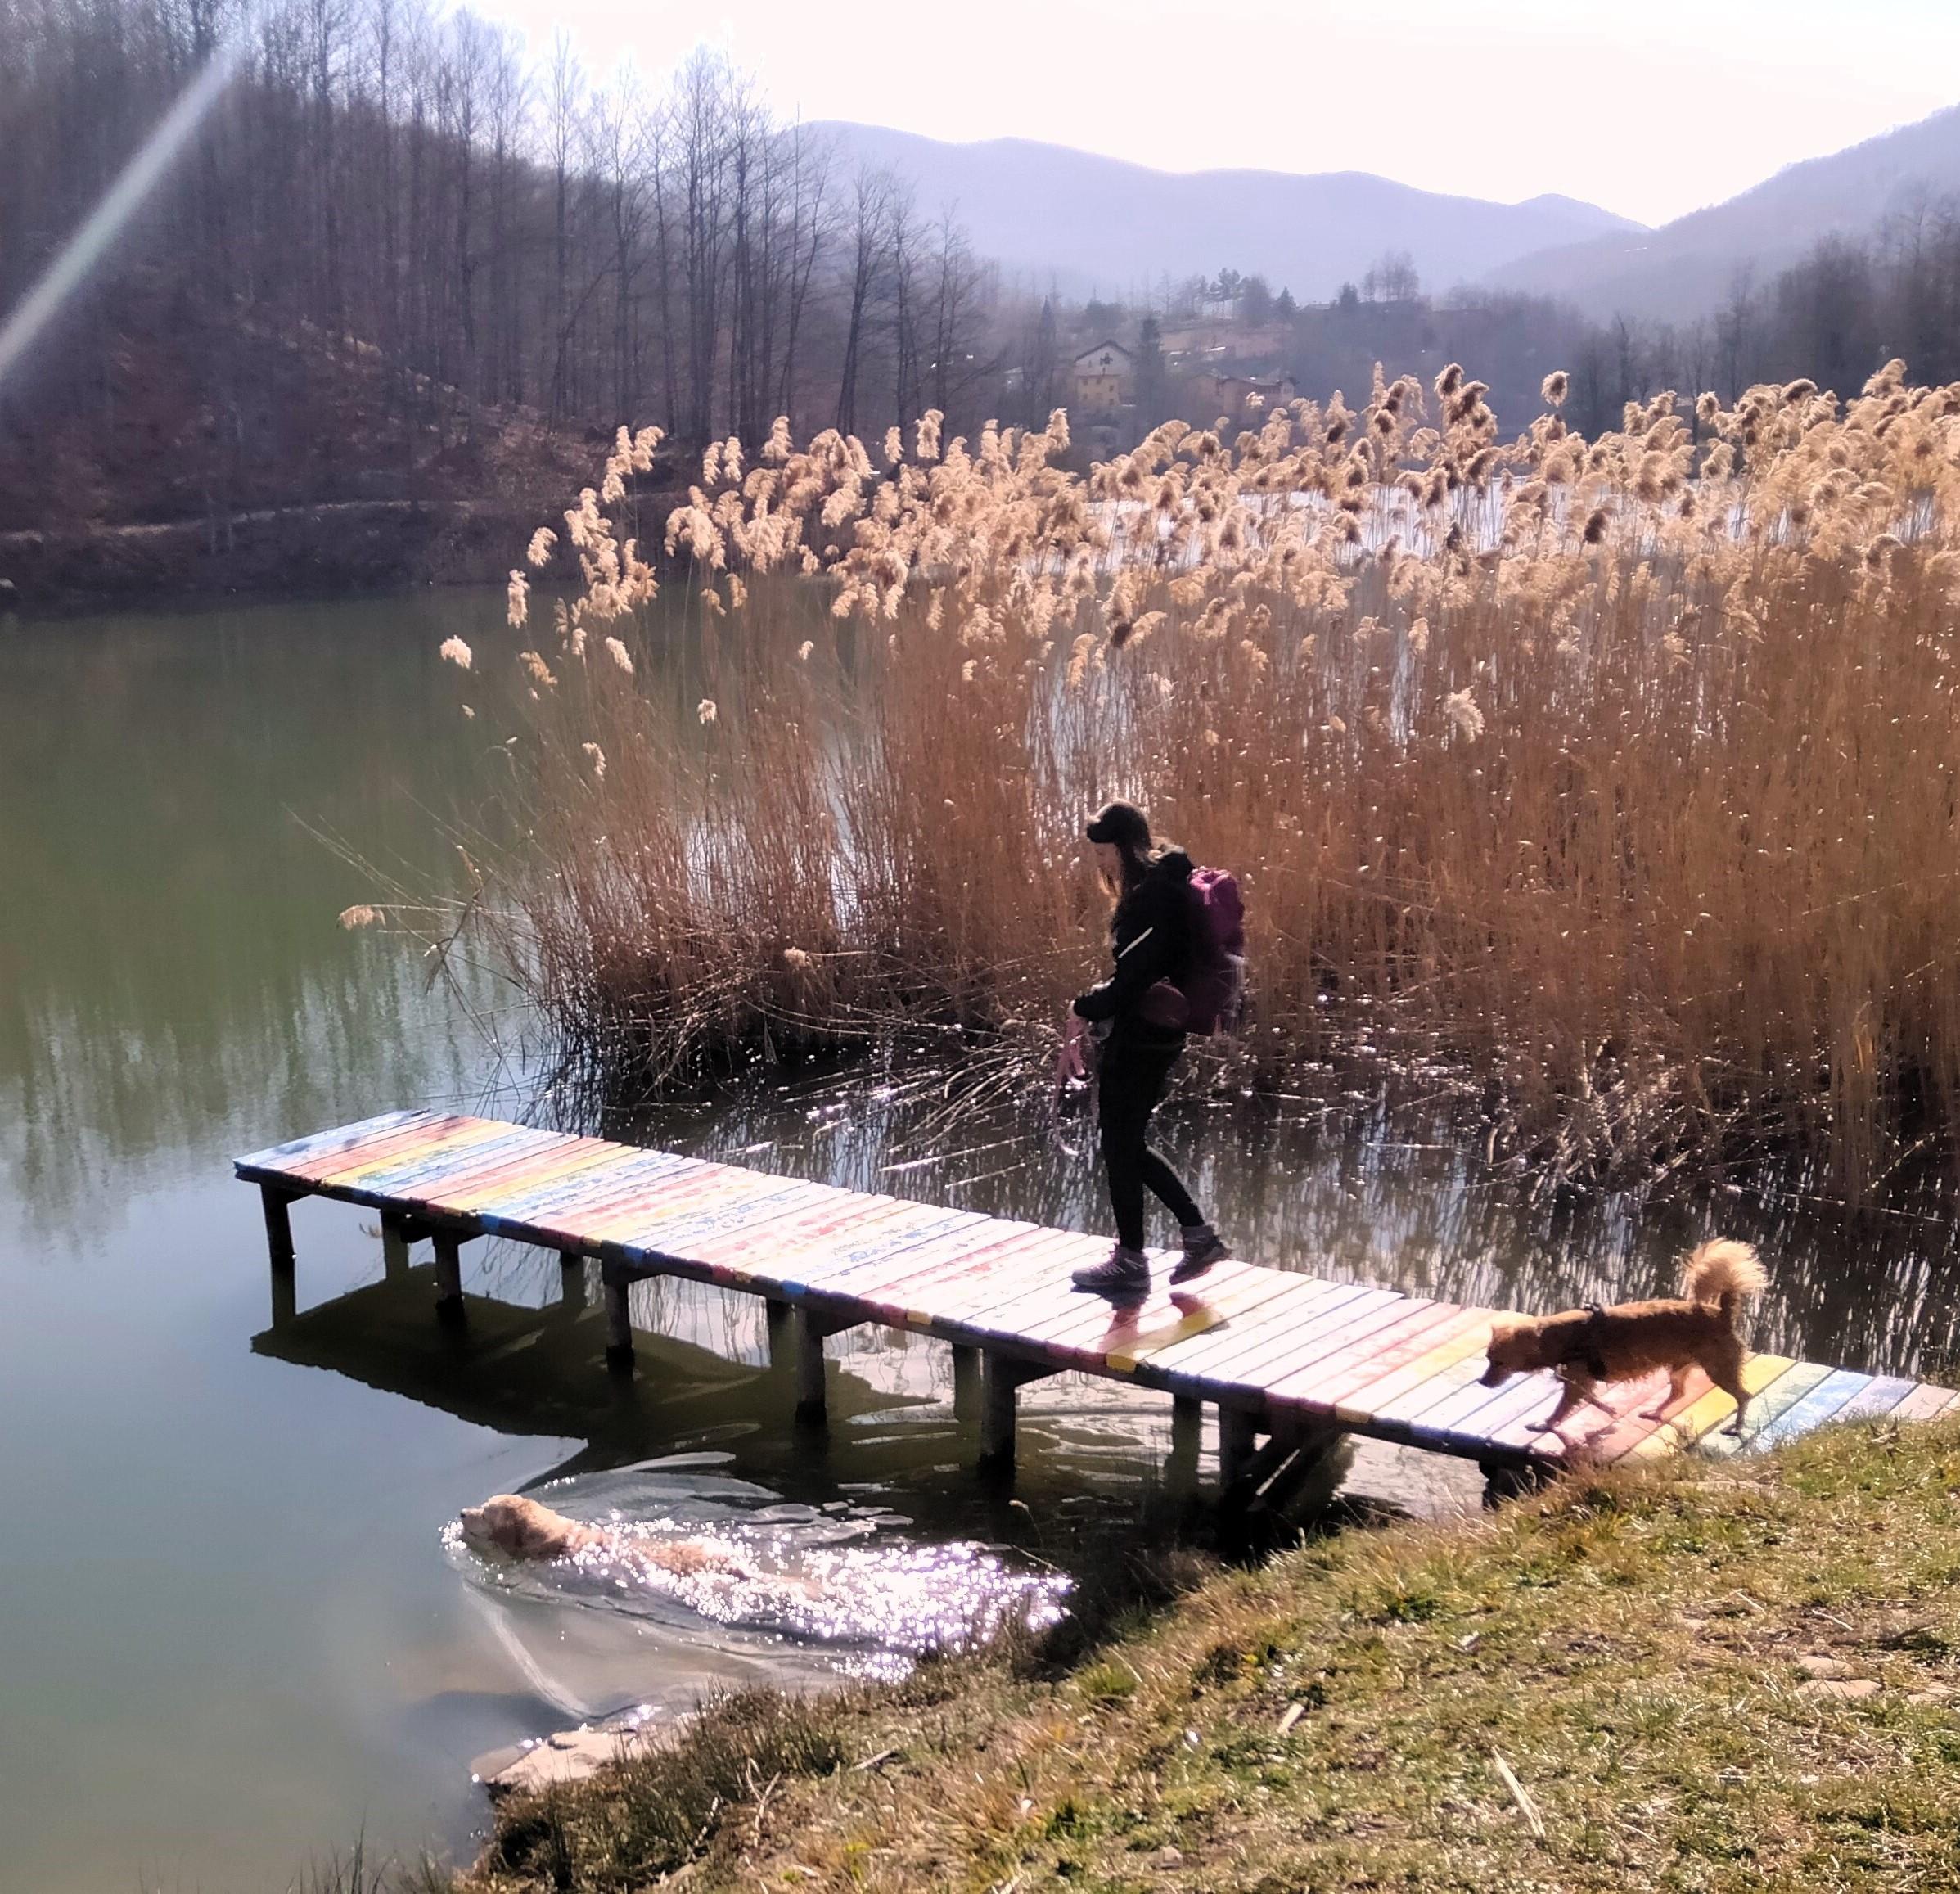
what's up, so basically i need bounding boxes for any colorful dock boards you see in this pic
[238,1111,1957,1469]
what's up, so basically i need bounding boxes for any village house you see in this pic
[1202,369,1297,421]
[1071,339,1133,415]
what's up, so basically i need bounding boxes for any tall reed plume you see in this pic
[435,372,1960,1198]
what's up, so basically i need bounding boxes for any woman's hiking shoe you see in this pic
[1170,1229,1231,1284]
[1072,1246,1151,1295]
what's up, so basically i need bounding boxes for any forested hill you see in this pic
[0,3,1003,557]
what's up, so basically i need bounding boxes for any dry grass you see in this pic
[430,362,1960,1197]
[452,1417,1960,1892]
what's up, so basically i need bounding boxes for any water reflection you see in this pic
[7,593,1960,1894]
[0,596,510,1233]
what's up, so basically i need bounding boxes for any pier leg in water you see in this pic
[559,1250,587,1312]
[381,1212,412,1283]
[1218,1405,1260,1490]
[431,1229,466,1325]
[262,1184,298,1324]
[1169,1395,1204,1492]
[1260,1418,1354,1519]
[604,1277,633,1372]
[951,1344,982,1426]
[765,1300,795,1378]
[979,1355,1062,1470]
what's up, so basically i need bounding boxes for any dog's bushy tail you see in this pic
[1683,1238,1767,1327]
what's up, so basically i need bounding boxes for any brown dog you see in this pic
[1480,1239,1768,1445]
[459,1492,759,1579]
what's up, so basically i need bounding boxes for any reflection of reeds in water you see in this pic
[426,364,1960,1201]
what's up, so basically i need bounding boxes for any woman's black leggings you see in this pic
[1097,1033,1204,1251]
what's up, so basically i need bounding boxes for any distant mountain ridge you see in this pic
[809,123,1644,302]
[1490,105,1960,320]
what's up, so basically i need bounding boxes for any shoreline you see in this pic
[451,1416,1960,1892]
[0,498,552,614]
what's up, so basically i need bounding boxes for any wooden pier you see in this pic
[238,1109,1956,1494]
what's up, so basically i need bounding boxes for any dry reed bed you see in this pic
[408,362,1960,1198]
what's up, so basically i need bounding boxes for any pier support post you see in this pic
[765,1300,795,1377]
[558,1250,587,1312]
[1260,1418,1354,1519]
[381,1212,412,1282]
[1218,1405,1260,1490]
[431,1229,464,1323]
[262,1184,298,1324]
[951,1344,982,1424]
[1480,1454,1555,1509]
[1169,1395,1204,1489]
[260,1184,296,1265]
[978,1355,1062,1469]
[793,1309,829,1423]
[604,1278,633,1372]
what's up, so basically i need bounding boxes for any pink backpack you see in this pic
[1179,867,1246,1035]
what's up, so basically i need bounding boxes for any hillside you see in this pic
[1493,103,1960,320]
[811,123,1643,300]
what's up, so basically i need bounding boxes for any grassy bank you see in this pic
[406,365,1960,1202]
[448,1418,1960,1892]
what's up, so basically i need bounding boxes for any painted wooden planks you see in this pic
[241,1111,1960,1475]
[1745,1366,1875,1452]
[1626,1354,1796,1459]
[236,1108,447,1181]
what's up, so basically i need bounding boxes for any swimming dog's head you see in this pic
[1479,1317,1554,1387]
[459,1493,583,1559]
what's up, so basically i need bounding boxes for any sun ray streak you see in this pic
[0,30,251,389]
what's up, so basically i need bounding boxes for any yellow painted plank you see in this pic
[1628,1353,1796,1459]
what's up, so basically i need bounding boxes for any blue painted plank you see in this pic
[1815,1373,1918,1427]
[1746,1368,1873,1451]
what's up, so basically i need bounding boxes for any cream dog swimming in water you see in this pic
[460,1492,764,1579]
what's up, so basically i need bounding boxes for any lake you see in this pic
[5,592,1958,1892]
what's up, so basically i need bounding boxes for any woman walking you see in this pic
[1062,800,1231,1296]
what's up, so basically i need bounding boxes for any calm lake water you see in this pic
[6,592,1960,1892]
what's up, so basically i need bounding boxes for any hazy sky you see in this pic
[473,0,1958,228]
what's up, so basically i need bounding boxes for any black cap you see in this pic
[1085,800,1151,850]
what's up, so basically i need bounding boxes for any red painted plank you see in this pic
[915,1232,1115,1331]
[515,1155,719,1242]
[308,1116,509,1188]
[575,1164,768,1242]
[1106,1267,1334,1373]
[1010,1257,1309,1347]
[867,1229,1097,1331]
[786,1207,1005,1301]
[241,1110,458,1182]
[1262,1299,1463,1409]
[237,1107,440,1174]
[324,1121,548,1194]
[1129,1279,1375,1392]
[409,1135,612,1214]
[1322,1313,1496,1426]
[1183,1285,1408,1394]
[1214,1292,1436,1404]
[1280,1303,1477,1414]
[1105,1274,1354,1385]
[1552,1369,1710,1463]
